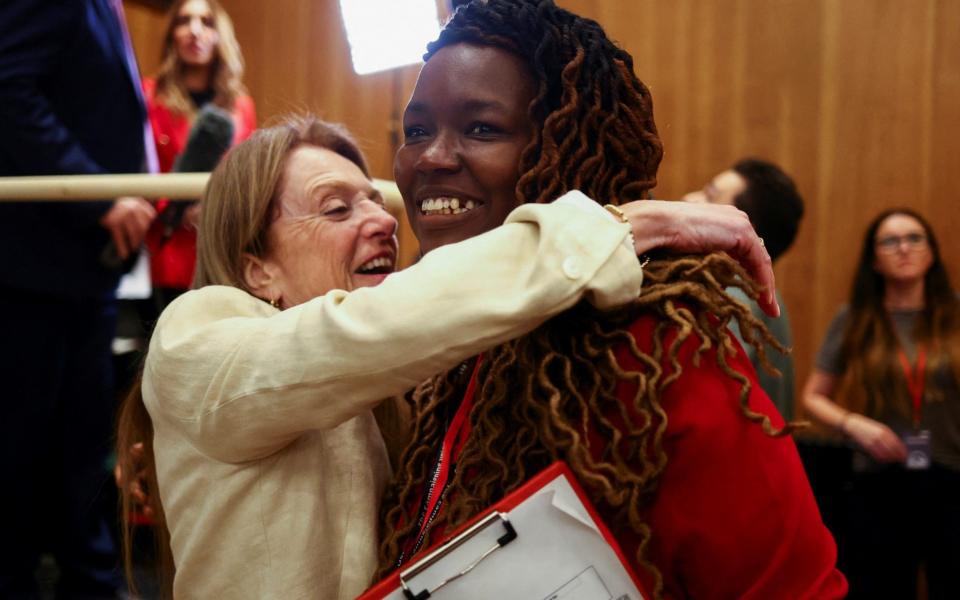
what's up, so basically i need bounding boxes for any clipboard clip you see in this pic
[400,511,518,600]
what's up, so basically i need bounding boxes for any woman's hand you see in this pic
[184,202,202,230]
[114,441,154,517]
[802,371,907,463]
[844,414,908,463]
[620,200,778,316]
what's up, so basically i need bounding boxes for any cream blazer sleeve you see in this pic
[144,192,642,462]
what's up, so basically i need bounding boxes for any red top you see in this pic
[142,77,257,289]
[394,313,847,599]
[592,314,848,599]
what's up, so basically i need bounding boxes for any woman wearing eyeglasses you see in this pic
[802,208,960,599]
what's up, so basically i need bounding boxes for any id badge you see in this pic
[903,430,932,471]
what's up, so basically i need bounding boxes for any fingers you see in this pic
[121,211,140,259]
[131,480,149,505]
[863,427,909,463]
[718,207,778,317]
[865,436,897,462]
[129,478,154,517]
[870,442,905,463]
[619,201,779,315]
[111,219,131,259]
[101,198,157,259]
[184,203,202,229]
[117,442,151,510]
[125,198,157,248]
[888,437,908,463]
[738,229,779,318]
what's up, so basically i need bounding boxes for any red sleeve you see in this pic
[143,78,194,287]
[142,77,189,175]
[232,94,257,143]
[595,315,847,599]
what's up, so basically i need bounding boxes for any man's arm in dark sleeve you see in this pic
[0,1,113,222]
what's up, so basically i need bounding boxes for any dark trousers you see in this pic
[0,287,123,598]
[845,463,960,600]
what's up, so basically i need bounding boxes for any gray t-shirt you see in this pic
[815,305,960,471]
[727,287,794,420]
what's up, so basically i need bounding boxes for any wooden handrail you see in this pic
[0,173,404,217]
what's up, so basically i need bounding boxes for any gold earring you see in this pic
[269,297,280,309]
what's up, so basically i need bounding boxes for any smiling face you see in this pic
[872,213,933,285]
[394,44,537,255]
[682,169,747,206]
[253,145,398,308]
[172,0,220,68]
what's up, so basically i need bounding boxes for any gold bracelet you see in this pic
[604,204,650,267]
[603,203,628,223]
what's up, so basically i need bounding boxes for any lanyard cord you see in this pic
[398,355,483,565]
[895,343,927,429]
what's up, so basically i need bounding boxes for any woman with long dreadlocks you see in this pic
[376,1,847,598]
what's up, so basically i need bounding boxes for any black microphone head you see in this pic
[173,104,235,173]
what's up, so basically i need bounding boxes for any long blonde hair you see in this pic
[153,0,247,115]
[116,116,369,598]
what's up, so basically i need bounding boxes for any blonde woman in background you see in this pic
[144,0,256,308]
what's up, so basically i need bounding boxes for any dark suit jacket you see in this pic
[0,0,147,298]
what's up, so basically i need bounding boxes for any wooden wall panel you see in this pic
[127,0,960,416]
[125,1,167,77]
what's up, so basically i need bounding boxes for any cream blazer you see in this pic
[143,193,643,599]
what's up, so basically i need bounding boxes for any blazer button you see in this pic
[562,256,583,280]
[158,134,170,145]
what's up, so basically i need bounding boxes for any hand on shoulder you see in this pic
[620,200,778,317]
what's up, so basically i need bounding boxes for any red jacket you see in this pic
[401,314,847,599]
[142,77,256,289]
[593,315,848,599]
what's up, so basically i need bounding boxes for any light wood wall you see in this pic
[127,0,960,417]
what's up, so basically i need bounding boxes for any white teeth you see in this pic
[358,256,393,273]
[419,196,478,216]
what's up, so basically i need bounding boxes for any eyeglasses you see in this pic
[875,232,928,253]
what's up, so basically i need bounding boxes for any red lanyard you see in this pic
[409,355,483,555]
[895,344,927,429]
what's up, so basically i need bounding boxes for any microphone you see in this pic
[101,104,235,271]
[173,104,235,172]
[161,104,235,236]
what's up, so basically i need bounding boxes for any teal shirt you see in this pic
[726,287,795,421]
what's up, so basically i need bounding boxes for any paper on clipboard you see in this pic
[360,464,645,600]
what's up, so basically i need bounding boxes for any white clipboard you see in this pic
[360,462,647,600]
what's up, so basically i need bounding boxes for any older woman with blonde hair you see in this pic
[118,112,709,597]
